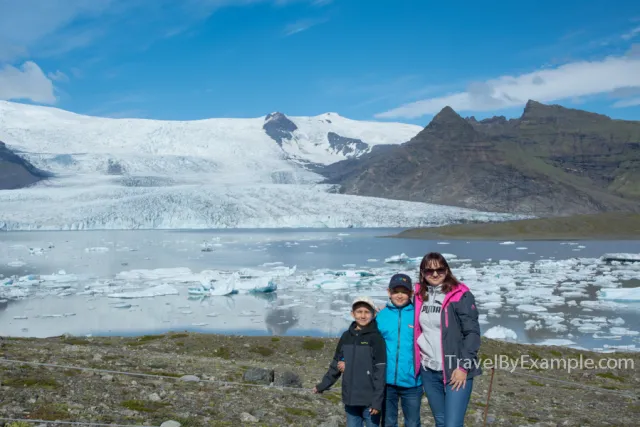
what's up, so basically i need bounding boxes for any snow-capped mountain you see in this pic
[0,101,522,230]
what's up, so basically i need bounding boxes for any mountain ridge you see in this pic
[322,100,640,215]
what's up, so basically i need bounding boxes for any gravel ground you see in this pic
[0,333,639,426]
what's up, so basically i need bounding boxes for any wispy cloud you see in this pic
[612,97,640,108]
[283,17,328,36]
[621,26,640,40]
[47,70,69,82]
[375,55,640,119]
[0,61,56,104]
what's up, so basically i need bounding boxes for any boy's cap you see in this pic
[351,296,377,313]
[388,273,412,291]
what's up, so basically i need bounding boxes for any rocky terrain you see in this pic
[322,101,640,216]
[0,141,49,190]
[1,333,638,426]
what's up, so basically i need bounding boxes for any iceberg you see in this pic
[598,287,640,302]
[107,284,179,299]
[484,326,517,341]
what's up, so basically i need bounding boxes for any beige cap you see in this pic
[351,296,377,314]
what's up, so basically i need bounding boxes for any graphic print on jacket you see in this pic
[376,301,422,388]
[315,320,387,411]
[417,284,446,371]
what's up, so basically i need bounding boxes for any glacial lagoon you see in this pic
[1,228,639,353]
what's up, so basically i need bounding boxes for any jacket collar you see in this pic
[348,319,379,335]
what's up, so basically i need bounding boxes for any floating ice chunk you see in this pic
[261,262,284,267]
[85,247,109,253]
[116,268,193,281]
[580,300,627,310]
[516,247,528,250]
[484,326,517,341]
[367,259,379,262]
[7,261,26,268]
[609,317,625,326]
[598,287,640,302]
[108,284,179,299]
[499,241,515,245]
[29,247,45,255]
[113,303,132,309]
[516,304,548,313]
[609,327,639,336]
[338,233,350,236]
[13,316,28,320]
[437,242,449,245]
[384,253,413,264]
[483,302,503,310]
[206,313,219,317]
[525,320,542,330]
[602,253,640,262]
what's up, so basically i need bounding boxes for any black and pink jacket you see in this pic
[413,282,482,384]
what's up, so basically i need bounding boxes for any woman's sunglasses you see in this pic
[423,267,446,276]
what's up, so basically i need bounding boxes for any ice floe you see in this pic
[484,326,517,341]
[598,287,640,302]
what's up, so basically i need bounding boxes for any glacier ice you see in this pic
[0,100,524,231]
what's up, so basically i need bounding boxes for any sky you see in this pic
[1,0,640,125]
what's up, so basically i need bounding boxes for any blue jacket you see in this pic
[376,301,422,388]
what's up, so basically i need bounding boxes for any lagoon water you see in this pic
[1,228,639,352]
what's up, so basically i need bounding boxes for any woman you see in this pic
[413,252,481,427]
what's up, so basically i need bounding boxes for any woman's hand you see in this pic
[449,368,467,391]
[312,386,319,394]
[370,408,380,415]
[337,361,345,372]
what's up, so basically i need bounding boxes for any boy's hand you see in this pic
[370,408,380,415]
[337,361,345,372]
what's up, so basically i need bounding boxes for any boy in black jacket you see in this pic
[313,296,387,427]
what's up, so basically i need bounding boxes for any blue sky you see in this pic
[1,0,640,125]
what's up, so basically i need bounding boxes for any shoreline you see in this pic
[387,212,640,241]
[0,333,638,426]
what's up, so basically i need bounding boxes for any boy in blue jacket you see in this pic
[340,274,423,426]
[376,273,424,427]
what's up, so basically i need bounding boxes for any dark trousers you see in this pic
[383,384,423,427]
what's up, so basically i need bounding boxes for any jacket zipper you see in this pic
[349,330,357,402]
[394,308,402,385]
[441,289,460,385]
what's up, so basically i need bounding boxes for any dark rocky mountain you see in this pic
[326,132,369,157]
[0,141,50,190]
[321,101,640,215]
[263,112,298,146]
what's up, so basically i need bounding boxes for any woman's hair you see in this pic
[418,252,459,301]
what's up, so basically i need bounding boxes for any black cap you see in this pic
[388,273,412,291]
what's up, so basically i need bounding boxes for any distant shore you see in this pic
[390,212,640,240]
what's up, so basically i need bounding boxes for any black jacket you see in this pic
[315,320,387,411]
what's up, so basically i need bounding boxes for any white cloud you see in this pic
[47,70,69,82]
[0,61,56,104]
[0,0,113,61]
[283,17,328,36]
[375,56,640,119]
[621,26,640,40]
[612,97,640,108]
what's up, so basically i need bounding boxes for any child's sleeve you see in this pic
[370,333,387,411]
[315,334,345,393]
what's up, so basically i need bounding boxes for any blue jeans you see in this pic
[420,367,473,427]
[384,385,423,427]
[345,405,381,427]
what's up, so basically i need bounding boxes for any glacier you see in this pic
[0,100,525,230]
